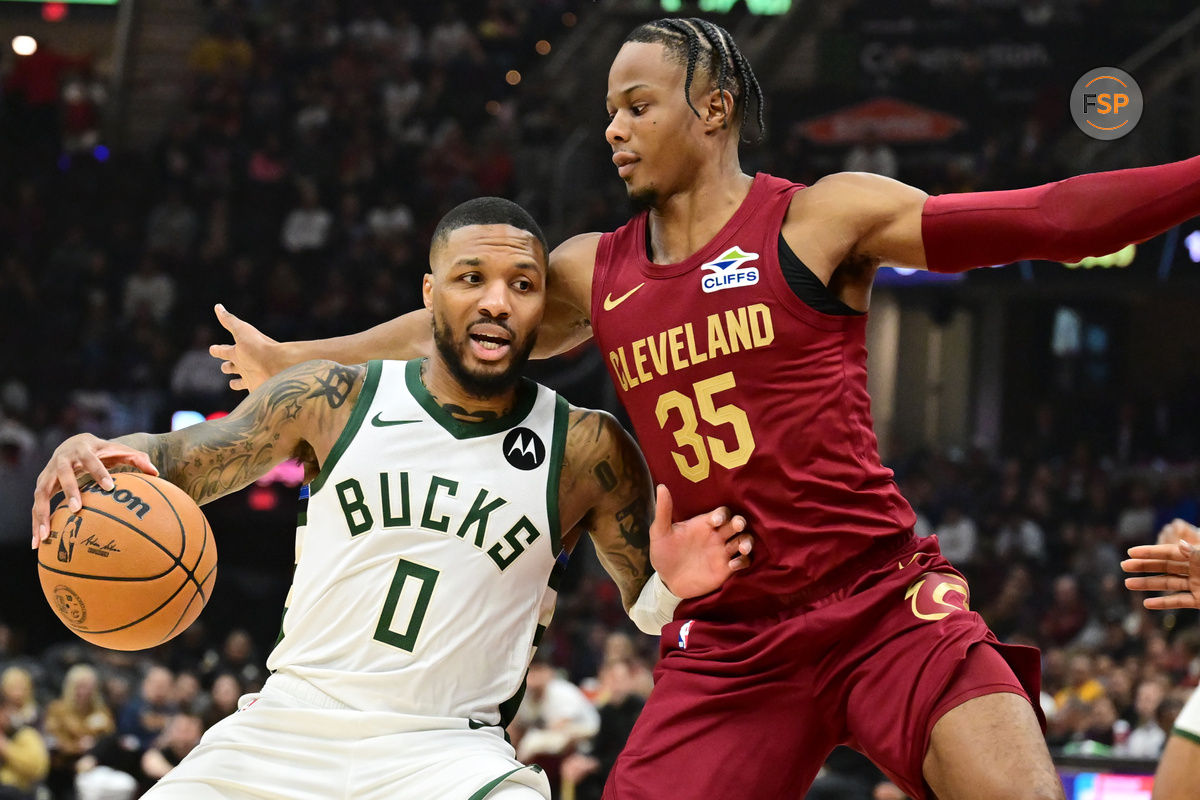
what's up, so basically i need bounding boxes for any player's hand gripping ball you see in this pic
[37,473,217,651]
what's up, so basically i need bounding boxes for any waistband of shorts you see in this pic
[686,530,920,620]
[263,671,355,710]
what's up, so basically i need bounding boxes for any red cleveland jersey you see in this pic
[591,173,917,619]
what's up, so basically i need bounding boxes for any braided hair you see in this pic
[624,17,766,142]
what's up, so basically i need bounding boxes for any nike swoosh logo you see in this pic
[370,413,420,427]
[603,282,645,311]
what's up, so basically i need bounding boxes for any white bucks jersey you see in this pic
[267,359,569,726]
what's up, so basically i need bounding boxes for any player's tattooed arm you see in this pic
[560,408,655,610]
[31,360,364,545]
[118,360,364,505]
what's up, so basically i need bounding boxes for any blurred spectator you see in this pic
[139,712,204,791]
[60,65,107,154]
[931,504,977,567]
[170,323,229,408]
[995,505,1047,565]
[280,181,333,255]
[117,666,176,751]
[0,668,39,732]
[188,16,254,78]
[43,663,115,798]
[201,674,242,731]
[1119,678,1169,758]
[1041,576,1095,648]
[145,186,200,260]
[122,255,177,325]
[366,188,415,242]
[561,658,645,800]
[1055,652,1104,709]
[0,702,49,800]
[172,671,204,717]
[199,629,263,690]
[511,658,600,789]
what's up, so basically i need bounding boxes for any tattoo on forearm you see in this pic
[142,361,361,505]
[309,365,357,408]
[616,498,649,550]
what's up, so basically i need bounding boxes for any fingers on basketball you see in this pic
[37,473,217,651]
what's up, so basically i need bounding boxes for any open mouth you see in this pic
[469,329,512,361]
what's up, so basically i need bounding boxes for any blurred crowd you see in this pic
[3,0,1200,798]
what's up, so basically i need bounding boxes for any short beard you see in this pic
[432,314,538,399]
[627,185,659,215]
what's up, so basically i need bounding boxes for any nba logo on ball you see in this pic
[678,620,694,649]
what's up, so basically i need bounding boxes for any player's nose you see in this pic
[477,280,512,318]
[606,112,628,145]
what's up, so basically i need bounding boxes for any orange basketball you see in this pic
[37,472,217,651]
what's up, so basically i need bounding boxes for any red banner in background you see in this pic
[799,97,966,144]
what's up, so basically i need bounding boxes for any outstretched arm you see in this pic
[31,360,365,545]
[210,304,427,392]
[791,155,1200,295]
[211,233,601,392]
[560,408,751,615]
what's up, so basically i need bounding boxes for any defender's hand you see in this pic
[1122,541,1200,610]
[1156,517,1200,546]
[648,484,752,600]
[208,304,278,393]
[31,434,158,548]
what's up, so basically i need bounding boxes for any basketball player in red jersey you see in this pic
[210,17,1200,800]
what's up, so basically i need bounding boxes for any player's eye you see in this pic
[631,104,647,116]
[461,273,482,284]
[513,279,533,291]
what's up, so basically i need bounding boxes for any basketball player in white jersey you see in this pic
[1123,519,1200,800]
[30,198,752,800]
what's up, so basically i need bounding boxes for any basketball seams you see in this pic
[39,503,180,573]
[128,473,211,598]
[159,562,218,647]
[38,472,218,651]
[37,505,179,581]
[74,565,197,635]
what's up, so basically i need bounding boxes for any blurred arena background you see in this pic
[2,1,1199,797]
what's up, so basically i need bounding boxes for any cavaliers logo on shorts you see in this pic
[904,572,970,621]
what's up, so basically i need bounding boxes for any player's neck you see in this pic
[647,163,753,265]
[420,357,518,423]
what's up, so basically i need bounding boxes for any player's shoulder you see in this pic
[787,171,927,223]
[563,406,632,464]
[551,232,603,273]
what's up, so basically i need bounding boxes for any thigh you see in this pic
[841,564,1046,799]
[147,694,348,800]
[603,620,836,800]
[354,727,550,800]
[924,690,1062,800]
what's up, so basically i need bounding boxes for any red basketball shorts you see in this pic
[602,534,1042,800]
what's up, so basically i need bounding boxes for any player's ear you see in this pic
[702,88,735,134]
[422,272,434,310]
